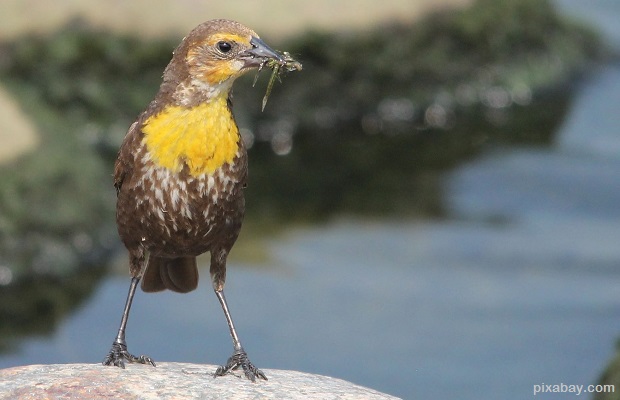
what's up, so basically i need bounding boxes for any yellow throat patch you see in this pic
[142,98,239,176]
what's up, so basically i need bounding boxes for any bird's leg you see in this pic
[103,276,155,368]
[214,289,267,381]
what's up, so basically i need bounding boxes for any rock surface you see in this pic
[0,85,39,165]
[0,363,400,400]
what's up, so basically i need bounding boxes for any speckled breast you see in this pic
[116,147,247,258]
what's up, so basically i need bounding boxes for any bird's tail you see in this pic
[141,256,199,293]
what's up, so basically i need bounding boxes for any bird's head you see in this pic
[161,19,283,105]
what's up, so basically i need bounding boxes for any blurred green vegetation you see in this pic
[0,0,605,348]
[595,339,620,400]
[232,0,602,220]
[260,0,600,113]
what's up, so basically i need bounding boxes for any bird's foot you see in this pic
[102,341,156,369]
[215,348,267,381]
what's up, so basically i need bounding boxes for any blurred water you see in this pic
[555,0,620,50]
[2,2,620,400]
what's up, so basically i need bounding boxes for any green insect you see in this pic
[253,51,302,111]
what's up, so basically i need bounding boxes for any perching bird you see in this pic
[102,19,286,381]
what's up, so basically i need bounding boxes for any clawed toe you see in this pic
[215,348,267,381]
[102,341,156,369]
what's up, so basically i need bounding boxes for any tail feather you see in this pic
[141,256,199,293]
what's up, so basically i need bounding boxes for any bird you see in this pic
[102,19,285,381]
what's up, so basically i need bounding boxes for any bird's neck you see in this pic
[142,96,240,177]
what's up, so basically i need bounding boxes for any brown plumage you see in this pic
[113,119,247,293]
[102,19,286,381]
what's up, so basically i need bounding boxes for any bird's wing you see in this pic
[113,120,141,196]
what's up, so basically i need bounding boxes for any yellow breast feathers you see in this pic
[142,99,239,176]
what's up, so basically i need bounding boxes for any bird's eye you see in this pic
[217,41,233,53]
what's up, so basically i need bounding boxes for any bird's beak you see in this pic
[241,36,284,68]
